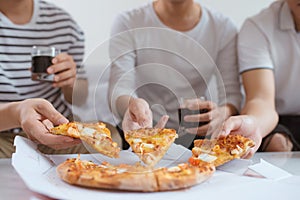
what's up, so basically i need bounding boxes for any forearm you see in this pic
[62,78,88,105]
[241,99,278,138]
[0,102,21,131]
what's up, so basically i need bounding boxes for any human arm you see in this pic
[47,17,87,106]
[0,99,81,149]
[183,18,241,136]
[108,13,138,123]
[218,19,279,157]
[47,53,88,106]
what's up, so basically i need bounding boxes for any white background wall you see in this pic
[48,0,274,57]
[46,0,274,124]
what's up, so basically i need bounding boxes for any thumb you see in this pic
[211,116,242,139]
[154,115,169,128]
[35,100,69,125]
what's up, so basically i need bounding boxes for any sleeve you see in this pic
[108,13,138,117]
[238,19,273,73]
[214,19,242,111]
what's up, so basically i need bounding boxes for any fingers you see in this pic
[47,53,75,74]
[23,119,77,147]
[154,115,169,128]
[53,68,76,82]
[46,53,76,88]
[186,123,209,136]
[34,99,68,126]
[128,98,152,127]
[185,99,215,111]
[42,119,54,130]
[219,116,243,137]
[184,112,212,122]
[242,149,255,159]
[122,109,143,132]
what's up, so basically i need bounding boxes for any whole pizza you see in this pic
[56,155,215,192]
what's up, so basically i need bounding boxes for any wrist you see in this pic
[8,101,22,128]
[224,104,238,118]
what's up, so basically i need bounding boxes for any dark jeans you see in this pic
[259,115,300,151]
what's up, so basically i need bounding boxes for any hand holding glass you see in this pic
[178,97,209,131]
[31,46,60,82]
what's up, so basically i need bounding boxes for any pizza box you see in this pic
[12,136,299,200]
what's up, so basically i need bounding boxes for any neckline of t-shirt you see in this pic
[0,0,38,27]
[149,1,205,35]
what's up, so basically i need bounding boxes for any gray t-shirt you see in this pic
[109,2,241,129]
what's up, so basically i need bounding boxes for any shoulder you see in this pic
[200,5,237,48]
[37,0,80,27]
[112,2,153,30]
[38,0,71,17]
[37,0,83,35]
[242,1,282,33]
[202,5,237,32]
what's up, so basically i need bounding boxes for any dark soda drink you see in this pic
[31,46,59,82]
[31,55,54,82]
[32,56,53,73]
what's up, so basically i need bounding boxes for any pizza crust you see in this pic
[56,157,215,192]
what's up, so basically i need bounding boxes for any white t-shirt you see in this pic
[109,2,241,129]
[0,0,85,117]
[238,0,300,115]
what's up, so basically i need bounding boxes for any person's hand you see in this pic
[122,98,169,132]
[213,115,262,158]
[17,99,81,149]
[47,53,76,88]
[183,99,226,137]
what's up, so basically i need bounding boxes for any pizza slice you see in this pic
[50,122,120,158]
[189,134,255,167]
[124,128,178,167]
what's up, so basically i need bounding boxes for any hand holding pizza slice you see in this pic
[50,122,120,158]
[189,134,255,167]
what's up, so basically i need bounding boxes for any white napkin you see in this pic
[247,159,292,180]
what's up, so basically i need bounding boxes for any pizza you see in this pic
[189,134,255,167]
[56,155,215,192]
[124,128,178,166]
[50,122,120,158]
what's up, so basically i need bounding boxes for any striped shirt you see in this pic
[0,0,85,117]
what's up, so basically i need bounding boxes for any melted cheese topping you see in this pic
[231,144,243,155]
[198,153,217,163]
[81,127,96,137]
[133,138,142,143]
[141,143,155,149]
[167,166,181,172]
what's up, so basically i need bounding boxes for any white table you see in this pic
[0,158,54,200]
[1,152,300,200]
